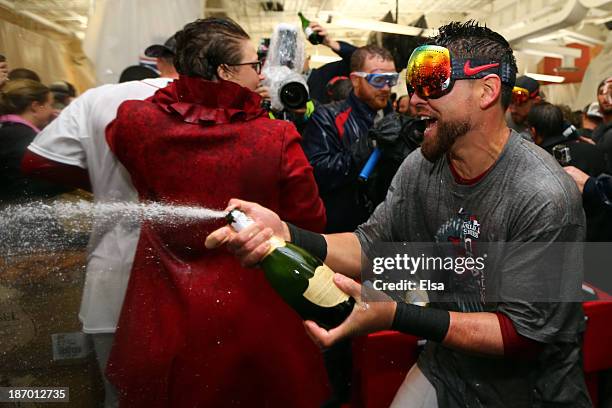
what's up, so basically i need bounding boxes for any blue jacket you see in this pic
[302,92,392,232]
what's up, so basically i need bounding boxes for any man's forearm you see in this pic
[323,233,362,278]
[444,311,504,356]
[391,305,503,356]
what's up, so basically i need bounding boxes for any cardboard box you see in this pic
[0,250,90,371]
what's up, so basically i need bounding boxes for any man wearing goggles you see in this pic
[209,21,591,408]
[302,44,396,233]
[507,75,542,140]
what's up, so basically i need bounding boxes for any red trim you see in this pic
[21,150,91,192]
[334,107,352,140]
[496,312,544,359]
[447,157,494,185]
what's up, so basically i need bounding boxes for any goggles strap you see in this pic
[448,57,514,85]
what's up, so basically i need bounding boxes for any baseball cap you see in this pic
[515,75,540,98]
[145,35,177,58]
[584,101,603,119]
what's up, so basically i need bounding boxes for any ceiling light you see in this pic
[523,72,565,83]
[310,55,342,64]
[329,17,437,37]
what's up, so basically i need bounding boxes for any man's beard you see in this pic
[421,117,471,163]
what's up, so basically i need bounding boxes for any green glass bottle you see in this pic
[227,209,354,330]
[298,12,324,45]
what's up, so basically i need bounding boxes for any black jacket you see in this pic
[540,137,606,177]
[301,92,392,232]
[593,121,612,173]
[307,41,357,104]
[541,136,610,242]
[0,121,69,203]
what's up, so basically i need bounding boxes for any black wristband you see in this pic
[391,302,450,343]
[286,223,327,261]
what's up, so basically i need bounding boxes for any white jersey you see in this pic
[29,78,173,333]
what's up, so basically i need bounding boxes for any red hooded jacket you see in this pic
[105,76,329,407]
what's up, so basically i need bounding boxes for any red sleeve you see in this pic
[21,150,91,192]
[278,123,327,233]
[496,312,545,360]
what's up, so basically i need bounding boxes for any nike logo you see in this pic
[463,61,500,76]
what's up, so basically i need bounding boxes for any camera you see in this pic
[262,24,310,111]
[552,144,572,166]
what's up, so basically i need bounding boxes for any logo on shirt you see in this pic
[435,208,486,311]
[462,216,480,239]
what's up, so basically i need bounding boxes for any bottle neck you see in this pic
[227,209,286,257]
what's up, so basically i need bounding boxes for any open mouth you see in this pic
[420,116,438,137]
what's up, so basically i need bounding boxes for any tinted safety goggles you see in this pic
[511,86,538,105]
[405,45,515,99]
[352,71,399,89]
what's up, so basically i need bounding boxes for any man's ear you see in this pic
[479,74,502,110]
[217,64,232,81]
[530,127,541,144]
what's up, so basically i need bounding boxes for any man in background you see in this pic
[144,35,179,79]
[507,75,541,141]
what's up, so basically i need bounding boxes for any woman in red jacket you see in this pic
[105,18,329,407]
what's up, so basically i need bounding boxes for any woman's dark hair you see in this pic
[527,102,564,140]
[8,68,41,82]
[174,17,250,80]
[0,79,50,115]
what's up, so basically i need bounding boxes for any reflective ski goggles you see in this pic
[511,86,538,105]
[406,45,515,99]
[351,71,399,89]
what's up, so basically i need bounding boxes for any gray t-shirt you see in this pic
[355,132,591,407]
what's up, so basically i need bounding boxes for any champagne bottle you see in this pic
[227,209,354,329]
[298,12,324,45]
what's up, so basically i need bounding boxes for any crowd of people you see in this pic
[1,14,612,408]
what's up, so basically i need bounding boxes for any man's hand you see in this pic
[205,199,289,267]
[310,22,340,52]
[564,166,590,193]
[303,274,396,348]
[578,136,595,145]
[255,85,271,102]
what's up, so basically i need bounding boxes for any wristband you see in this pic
[392,302,450,343]
[286,223,327,261]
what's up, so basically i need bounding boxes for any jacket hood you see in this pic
[150,75,266,125]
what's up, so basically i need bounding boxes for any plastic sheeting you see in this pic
[540,83,582,109]
[0,12,95,93]
[83,0,203,85]
[262,24,309,111]
[576,31,612,110]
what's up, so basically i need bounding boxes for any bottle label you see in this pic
[304,27,314,37]
[303,265,350,307]
[265,236,286,257]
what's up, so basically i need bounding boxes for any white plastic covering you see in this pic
[576,31,612,110]
[262,23,309,111]
[83,0,203,84]
[264,23,306,74]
